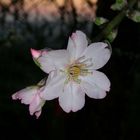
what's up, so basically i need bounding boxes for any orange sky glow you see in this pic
[0,0,98,21]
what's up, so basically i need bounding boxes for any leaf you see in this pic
[111,0,127,11]
[106,29,118,43]
[95,17,108,26]
[127,10,140,23]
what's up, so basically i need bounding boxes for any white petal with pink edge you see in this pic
[58,82,85,113]
[12,87,37,105]
[83,42,111,70]
[40,71,66,100]
[81,70,110,92]
[38,49,70,73]
[81,81,107,99]
[12,86,45,118]
[67,30,88,60]
[31,48,41,59]
[29,93,45,118]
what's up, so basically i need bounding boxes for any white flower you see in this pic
[31,30,111,113]
[12,80,46,118]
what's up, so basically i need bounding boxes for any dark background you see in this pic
[0,0,140,140]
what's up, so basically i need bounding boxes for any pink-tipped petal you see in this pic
[41,71,65,100]
[83,42,111,70]
[58,82,85,113]
[12,87,37,105]
[81,81,107,99]
[71,33,76,40]
[12,93,18,100]
[12,84,45,118]
[67,30,88,60]
[35,110,42,119]
[30,48,41,58]
[81,70,110,92]
[37,50,70,73]
[29,93,45,118]
[29,94,40,115]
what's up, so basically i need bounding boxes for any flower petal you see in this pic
[81,70,110,92]
[71,83,85,112]
[58,83,72,113]
[37,50,70,73]
[83,42,111,69]
[31,48,41,59]
[81,81,107,99]
[12,85,45,118]
[67,37,76,60]
[58,82,85,113]
[29,93,45,117]
[67,30,88,60]
[40,71,66,100]
[12,87,37,105]
[35,110,42,119]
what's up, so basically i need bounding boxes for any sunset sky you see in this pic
[0,0,97,21]
[0,0,97,6]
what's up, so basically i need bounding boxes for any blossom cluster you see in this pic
[12,30,111,118]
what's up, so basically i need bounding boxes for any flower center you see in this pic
[64,56,93,84]
[69,66,81,77]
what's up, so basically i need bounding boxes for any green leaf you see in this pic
[95,17,108,26]
[117,0,125,4]
[127,10,140,23]
[111,0,127,11]
[106,29,118,43]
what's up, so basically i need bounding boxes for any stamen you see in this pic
[73,78,81,84]
[60,69,65,73]
[64,78,70,85]
[80,58,92,64]
[81,69,93,76]
[85,63,93,68]
[64,57,93,84]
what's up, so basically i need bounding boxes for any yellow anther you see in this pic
[64,57,93,84]
[68,66,81,78]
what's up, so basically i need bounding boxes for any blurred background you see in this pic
[0,0,140,140]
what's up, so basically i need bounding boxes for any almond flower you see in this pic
[12,79,46,118]
[31,30,111,113]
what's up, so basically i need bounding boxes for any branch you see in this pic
[93,0,138,42]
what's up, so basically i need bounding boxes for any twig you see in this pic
[93,0,138,42]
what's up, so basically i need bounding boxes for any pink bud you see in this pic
[30,48,41,58]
